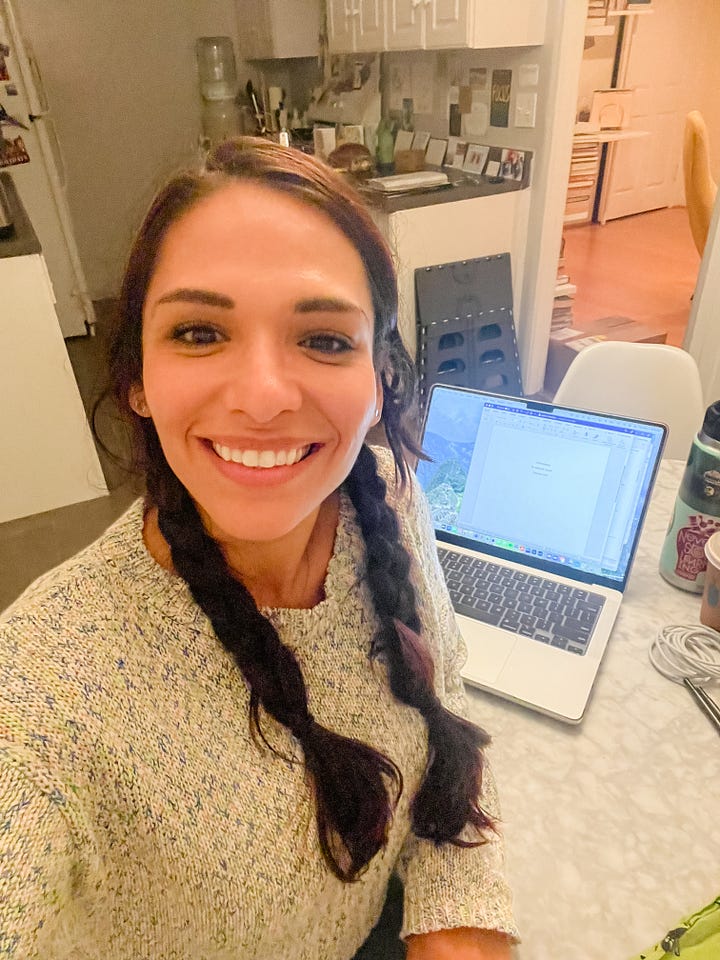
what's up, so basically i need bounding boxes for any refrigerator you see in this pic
[0,0,94,337]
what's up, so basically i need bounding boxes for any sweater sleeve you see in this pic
[0,758,77,958]
[382,453,519,941]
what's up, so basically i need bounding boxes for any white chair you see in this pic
[553,341,704,460]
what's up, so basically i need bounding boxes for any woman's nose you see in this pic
[219,343,303,423]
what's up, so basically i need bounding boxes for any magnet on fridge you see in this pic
[0,134,30,167]
[0,103,29,130]
[0,43,9,82]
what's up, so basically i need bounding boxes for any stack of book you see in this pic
[565,138,601,224]
[587,0,609,17]
[552,238,576,332]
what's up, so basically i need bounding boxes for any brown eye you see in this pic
[172,324,223,346]
[301,333,353,355]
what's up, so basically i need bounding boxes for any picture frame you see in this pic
[500,148,525,181]
[410,130,431,152]
[393,129,414,155]
[425,137,447,167]
[462,142,489,175]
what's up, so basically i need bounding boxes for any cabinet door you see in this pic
[424,0,469,49]
[355,0,385,51]
[237,0,320,58]
[327,0,356,52]
[385,0,424,50]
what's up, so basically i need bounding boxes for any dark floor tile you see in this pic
[0,484,139,612]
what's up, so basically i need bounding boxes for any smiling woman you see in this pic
[0,138,517,960]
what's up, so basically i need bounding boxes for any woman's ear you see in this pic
[128,384,151,418]
[373,376,383,426]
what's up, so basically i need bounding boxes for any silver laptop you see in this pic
[416,385,666,723]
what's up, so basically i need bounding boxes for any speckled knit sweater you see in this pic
[0,448,516,959]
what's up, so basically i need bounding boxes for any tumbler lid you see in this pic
[701,402,720,442]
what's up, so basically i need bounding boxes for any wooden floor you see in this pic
[563,206,701,347]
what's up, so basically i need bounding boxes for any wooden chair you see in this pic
[683,111,717,257]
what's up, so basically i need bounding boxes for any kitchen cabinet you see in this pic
[329,0,546,53]
[0,253,107,523]
[236,0,320,59]
[386,0,468,51]
[327,0,386,54]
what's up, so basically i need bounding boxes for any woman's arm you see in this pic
[407,926,513,959]
[0,758,76,958]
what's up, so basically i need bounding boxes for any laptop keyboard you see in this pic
[438,548,605,656]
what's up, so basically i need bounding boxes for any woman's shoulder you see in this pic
[369,444,430,534]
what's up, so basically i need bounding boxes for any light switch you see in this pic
[515,92,537,128]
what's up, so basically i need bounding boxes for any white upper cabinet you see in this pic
[334,0,546,52]
[385,0,423,50]
[357,0,386,51]
[425,0,470,49]
[236,0,320,59]
[328,0,387,53]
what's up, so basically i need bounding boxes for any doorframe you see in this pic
[519,0,586,395]
[685,191,720,404]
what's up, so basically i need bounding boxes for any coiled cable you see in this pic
[650,623,720,684]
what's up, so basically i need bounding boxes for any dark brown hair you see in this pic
[99,137,493,881]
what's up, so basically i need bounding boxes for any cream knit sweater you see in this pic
[0,449,516,959]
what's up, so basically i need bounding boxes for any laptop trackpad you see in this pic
[456,614,515,684]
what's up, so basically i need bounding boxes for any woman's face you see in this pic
[134,181,382,546]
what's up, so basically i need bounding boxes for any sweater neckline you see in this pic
[99,490,365,630]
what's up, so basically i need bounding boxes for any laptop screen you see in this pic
[416,385,667,590]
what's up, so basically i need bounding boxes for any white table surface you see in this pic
[463,460,720,959]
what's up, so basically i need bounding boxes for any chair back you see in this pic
[683,110,717,257]
[553,341,704,460]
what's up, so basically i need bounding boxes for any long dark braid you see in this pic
[345,445,493,844]
[155,472,403,882]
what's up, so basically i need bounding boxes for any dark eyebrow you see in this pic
[155,288,235,309]
[294,297,364,314]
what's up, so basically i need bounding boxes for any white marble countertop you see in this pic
[464,460,720,959]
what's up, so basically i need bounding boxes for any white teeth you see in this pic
[211,442,310,468]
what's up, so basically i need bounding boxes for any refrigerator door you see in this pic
[0,0,94,337]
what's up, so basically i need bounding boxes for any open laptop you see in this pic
[416,385,666,723]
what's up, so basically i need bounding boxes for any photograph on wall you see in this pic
[0,43,9,82]
[469,67,487,90]
[490,69,512,127]
[463,143,489,175]
[500,148,525,181]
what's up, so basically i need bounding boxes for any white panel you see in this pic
[0,255,107,523]
[470,0,547,48]
[372,192,527,355]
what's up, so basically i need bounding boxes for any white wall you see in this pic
[15,0,243,299]
[685,191,720,403]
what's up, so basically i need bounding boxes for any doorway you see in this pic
[560,0,720,350]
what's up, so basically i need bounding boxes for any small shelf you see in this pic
[606,8,654,16]
[585,21,616,36]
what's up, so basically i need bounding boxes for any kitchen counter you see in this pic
[359,150,532,214]
[0,171,41,258]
